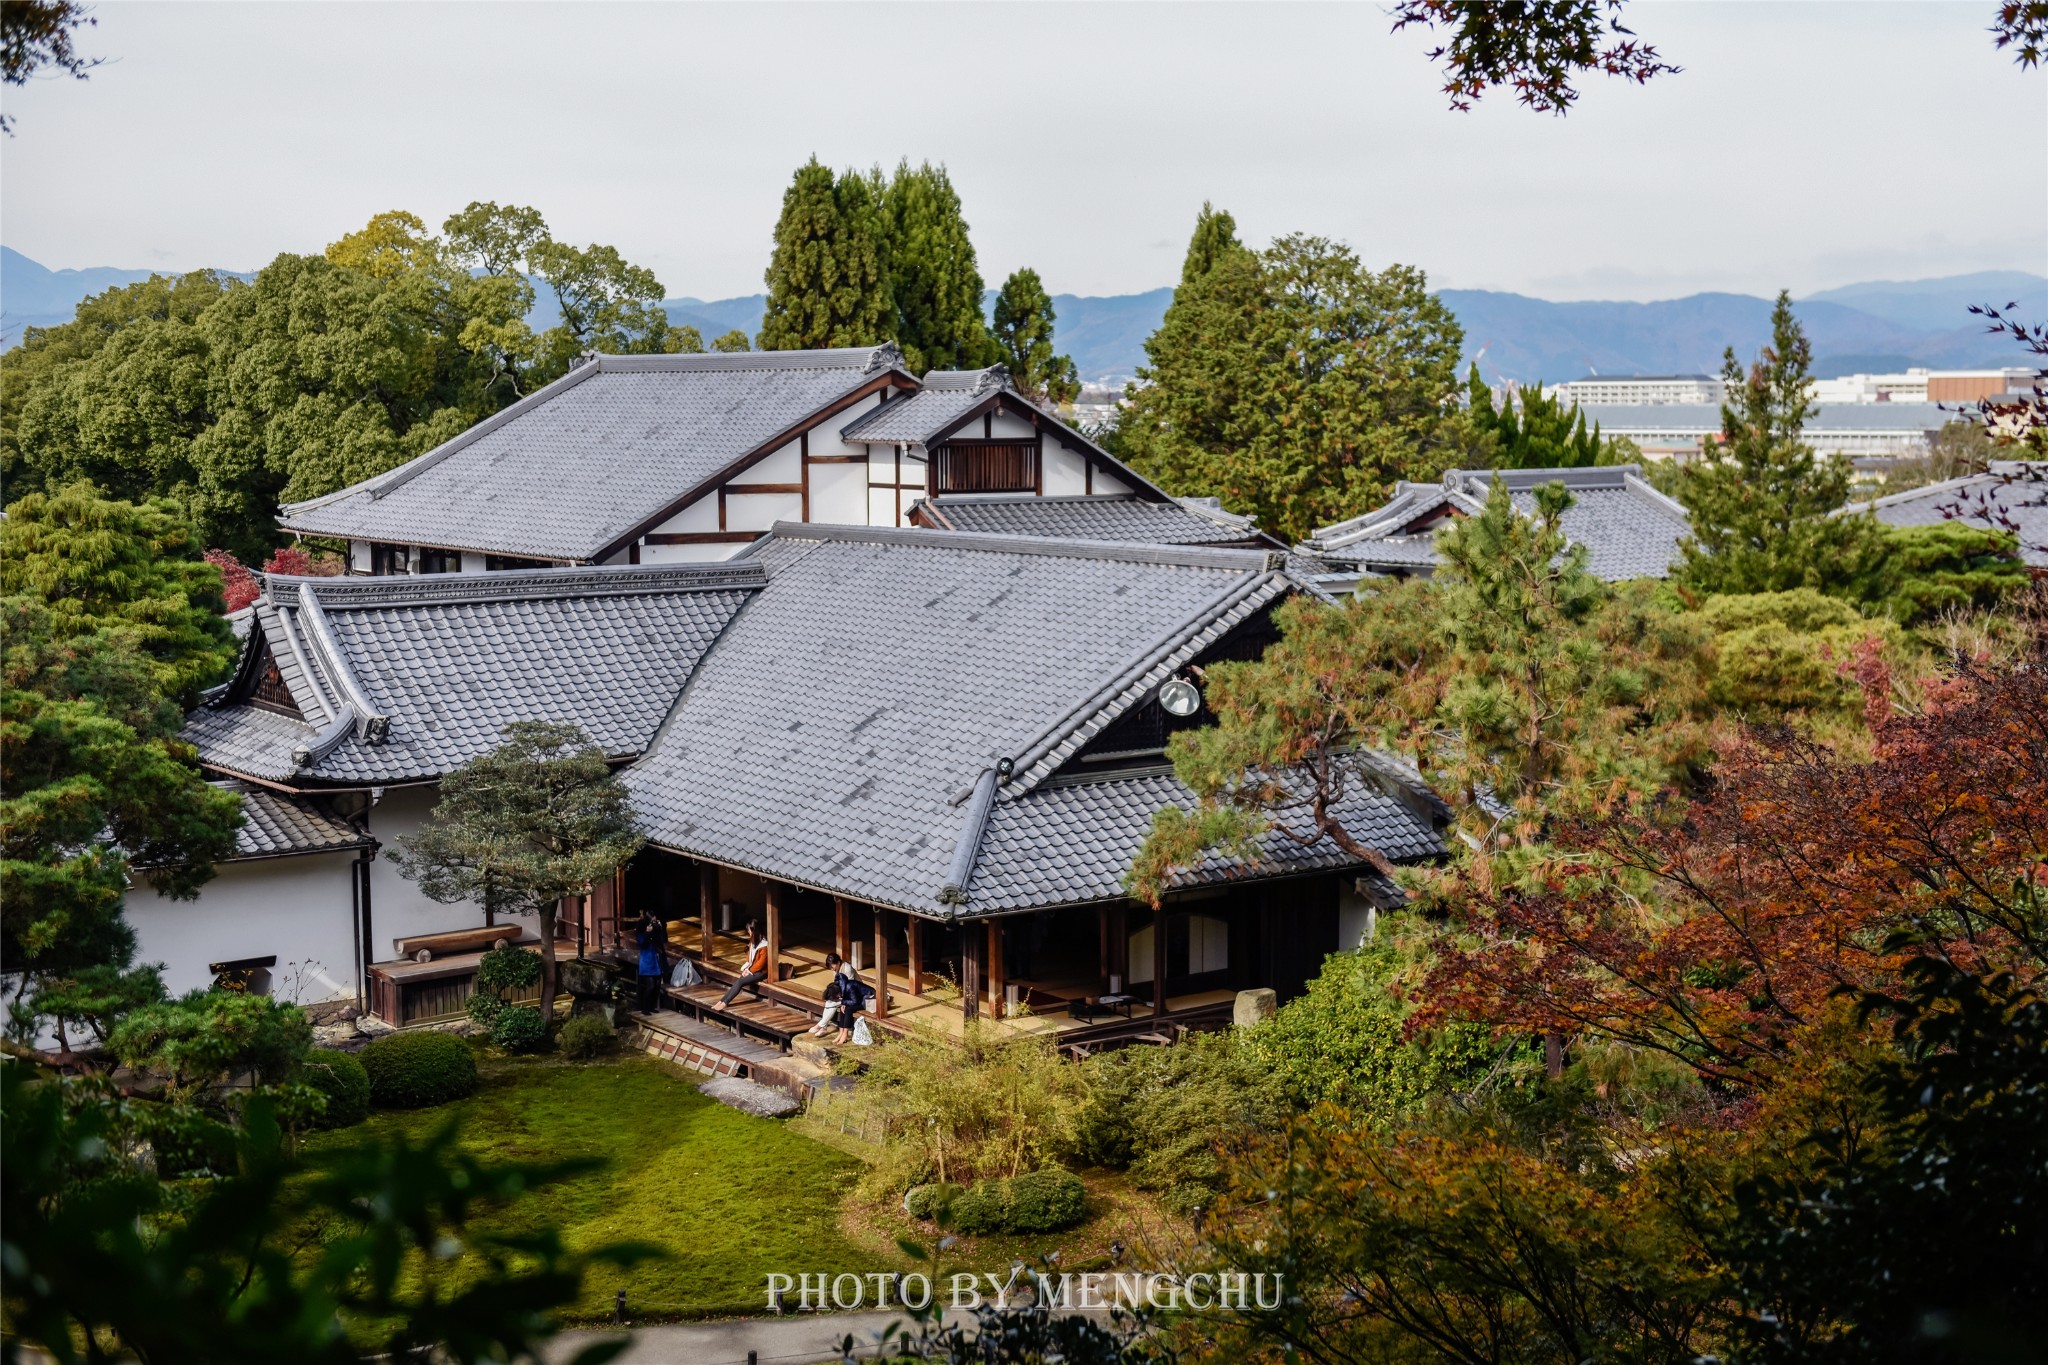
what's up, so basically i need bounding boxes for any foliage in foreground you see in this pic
[0,1060,652,1365]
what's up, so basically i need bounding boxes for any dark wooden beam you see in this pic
[907,915,923,996]
[960,924,983,1022]
[765,882,784,984]
[698,860,717,965]
[988,920,1006,1017]
[724,482,804,496]
[834,896,850,961]
[643,531,762,546]
[1153,909,1168,1018]
[873,909,890,1020]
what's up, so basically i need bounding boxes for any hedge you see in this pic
[490,1005,549,1053]
[361,1030,480,1109]
[558,1014,617,1060]
[906,1171,1085,1235]
[300,1048,371,1128]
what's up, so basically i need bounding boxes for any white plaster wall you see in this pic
[806,396,882,457]
[868,487,899,527]
[725,491,803,532]
[987,412,1036,439]
[1095,467,1133,495]
[461,551,488,573]
[868,447,898,484]
[1337,884,1380,952]
[810,462,867,524]
[1043,444,1088,496]
[749,441,802,483]
[650,492,720,535]
[639,541,747,564]
[349,541,373,573]
[361,785,491,959]
[126,851,362,1002]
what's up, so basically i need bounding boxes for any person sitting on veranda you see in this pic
[719,920,770,1007]
[806,952,847,1036]
[831,956,871,1046]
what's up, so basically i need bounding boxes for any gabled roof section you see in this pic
[1844,461,2047,567]
[626,523,1435,917]
[186,563,761,788]
[915,493,1276,548]
[1304,465,1692,582]
[277,345,912,563]
[220,782,374,861]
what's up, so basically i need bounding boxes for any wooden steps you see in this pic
[626,1008,830,1102]
[667,983,815,1046]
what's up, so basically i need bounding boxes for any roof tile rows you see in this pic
[220,781,371,860]
[1851,462,2048,567]
[919,494,1267,546]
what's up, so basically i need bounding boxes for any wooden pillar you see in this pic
[1153,909,1169,1018]
[987,921,1006,1015]
[960,924,983,1022]
[907,915,924,996]
[1098,906,1111,983]
[872,908,890,1020]
[698,861,717,964]
[834,897,851,961]
[765,882,784,985]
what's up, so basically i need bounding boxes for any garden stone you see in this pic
[558,960,612,999]
[697,1076,801,1119]
[1233,987,1278,1028]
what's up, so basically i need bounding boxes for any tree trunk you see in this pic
[538,903,559,1019]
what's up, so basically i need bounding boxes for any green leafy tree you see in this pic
[528,239,701,374]
[391,721,645,1017]
[107,988,312,1104]
[0,0,99,134]
[711,328,751,353]
[1390,0,1683,114]
[1178,200,1242,285]
[1119,231,1471,542]
[758,158,893,352]
[885,161,994,374]
[1843,522,2027,626]
[1674,291,1876,597]
[2,488,243,1038]
[990,268,1079,405]
[0,1061,652,1364]
[1465,365,1602,468]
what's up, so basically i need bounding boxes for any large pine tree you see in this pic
[884,161,993,374]
[757,159,892,352]
[990,269,1078,404]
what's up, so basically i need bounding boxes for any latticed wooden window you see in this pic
[932,441,1039,494]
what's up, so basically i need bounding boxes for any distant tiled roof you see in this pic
[187,563,761,786]
[222,782,372,860]
[277,346,908,562]
[839,367,1007,445]
[625,523,1439,917]
[917,493,1270,547]
[1848,461,2048,567]
[1303,465,1691,582]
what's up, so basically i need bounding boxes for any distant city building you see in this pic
[1578,402,1948,460]
[1806,367,2035,406]
[1550,374,1725,406]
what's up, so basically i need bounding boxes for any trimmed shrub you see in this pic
[1005,1169,1086,1232]
[946,1180,1010,1236]
[490,1005,549,1053]
[299,1049,371,1128]
[361,1030,479,1109]
[904,1182,961,1221]
[557,1013,616,1060]
[467,944,542,1028]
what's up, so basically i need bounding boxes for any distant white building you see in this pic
[1578,403,1948,460]
[1550,374,1725,407]
[1806,367,2034,406]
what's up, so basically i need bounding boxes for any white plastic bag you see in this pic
[669,957,702,988]
[851,1016,874,1047]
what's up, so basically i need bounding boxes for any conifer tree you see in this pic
[1465,364,1602,468]
[990,269,1079,405]
[885,161,993,374]
[757,158,892,352]
[1179,201,1242,285]
[1674,291,1873,595]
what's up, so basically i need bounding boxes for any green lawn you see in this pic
[308,1052,880,1320]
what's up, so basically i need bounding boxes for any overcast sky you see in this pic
[3,1,2044,302]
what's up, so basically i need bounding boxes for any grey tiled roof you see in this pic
[627,523,1433,917]
[839,367,1004,445]
[222,782,372,860]
[277,347,908,562]
[966,766,1445,911]
[1303,465,1691,582]
[917,494,1269,546]
[1848,462,2048,567]
[186,564,761,786]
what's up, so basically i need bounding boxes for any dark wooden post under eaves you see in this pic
[765,882,784,985]
[872,909,890,1020]
[960,924,983,1022]
[907,916,923,996]
[1153,910,1169,1018]
[698,861,718,965]
[987,921,1006,1018]
[834,897,850,962]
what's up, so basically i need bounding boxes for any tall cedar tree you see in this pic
[391,721,645,1019]
[1178,201,1241,285]
[1674,291,1877,596]
[2,205,686,559]
[1,485,242,1035]
[757,159,892,352]
[884,161,994,374]
[1423,586,2048,1084]
[990,269,1080,405]
[1465,364,1603,467]
[1126,481,1715,904]
[1119,226,1470,543]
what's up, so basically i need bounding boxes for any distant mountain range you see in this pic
[7,245,2039,386]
